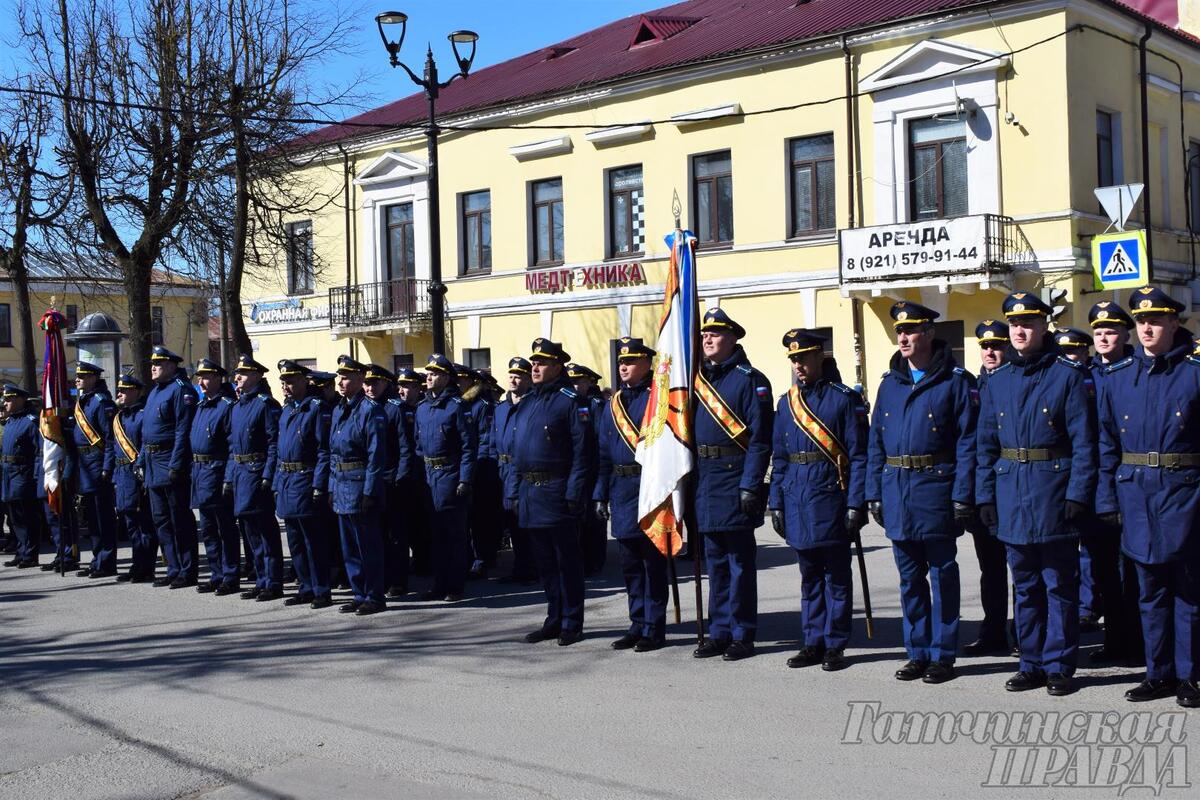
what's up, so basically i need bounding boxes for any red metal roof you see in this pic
[296,0,1192,149]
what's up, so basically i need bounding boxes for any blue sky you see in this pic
[1,0,659,118]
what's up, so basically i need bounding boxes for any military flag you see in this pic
[39,308,70,517]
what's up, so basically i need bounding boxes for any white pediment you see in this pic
[860,39,1010,93]
[354,151,428,186]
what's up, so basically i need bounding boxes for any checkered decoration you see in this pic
[631,190,644,254]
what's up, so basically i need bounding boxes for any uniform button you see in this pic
[931,426,938,432]
[928,413,933,418]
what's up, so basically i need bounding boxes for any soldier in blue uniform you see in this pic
[275,359,332,608]
[393,368,428,590]
[364,363,408,597]
[1096,287,1200,707]
[567,362,608,576]
[459,367,501,581]
[493,358,536,583]
[311,369,347,590]
[329,355,387,615]
[866,301,976,684]
[769,329,867,671]
[976,291,1098,697]
[225,354,283,602]
[1087,301,1144,665]
[110,375,157,583]
[415,354,475,601]
[141,346,199,588]
[1,386,43,568]
[691,309,772,662]
[594,338,665,651]
[963,320,1012,656]
[189,359,240,594]
[508,339,594,645]
[71,361,118,578]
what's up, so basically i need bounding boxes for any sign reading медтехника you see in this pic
[526,262,648,294]
[839,216,989,282]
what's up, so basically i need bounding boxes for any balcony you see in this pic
[329,278,431,333]
[838,214,1033,296]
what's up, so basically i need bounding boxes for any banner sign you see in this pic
[248,297,329,325]
[839,216,989,283]
[526,261,647,294]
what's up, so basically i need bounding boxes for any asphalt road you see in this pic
[1,524,1195,799]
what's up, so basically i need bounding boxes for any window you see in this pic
[384,203,415,282]
[1190,141,1200,232]
[151,306,164,346]
[789,135,835,235]
[65,304,79,331]
[393,353,414,374]
[460,190,491,275]
[285,220,314,295]
[692,151,733,246]
[933,320,965,368]
[1097,111,1117,189]
[0,304,10,348]
[608,165,644,258]
[531,178,564,265]
[463,348,491,372]
[908,117,968,221]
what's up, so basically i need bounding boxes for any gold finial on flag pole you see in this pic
[49,295,57,311]
[672,190,682,230]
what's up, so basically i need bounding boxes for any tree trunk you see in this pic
[10,253,39,391]
[122,258,154,383]
[226,83,254,359]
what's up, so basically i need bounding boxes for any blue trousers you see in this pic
[7,498,42,563]
[528,526,585,633]
[148,481,197,581]
[1080,540,1098,618]
[382,482,409,590]
[121,501,157,577]
[892,537,961,663]
[284,516,331,599]
[431,506,470,596]
[703,528,758,643]
[1006,539,1079,676]
[1134,559,1199,682]
[617,534,668,640]
[79,488,116,573]
[339,510,384,605]
[197,505,240,587]
[239,512,282,591]
[796,541,853,650]
[970,527,1010,643]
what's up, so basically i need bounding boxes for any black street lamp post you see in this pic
[376,11,478,355]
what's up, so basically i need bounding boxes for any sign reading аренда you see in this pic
[839,216,988,282]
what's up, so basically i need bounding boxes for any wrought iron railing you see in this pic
[329,278,431,329]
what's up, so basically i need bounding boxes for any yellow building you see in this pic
[246,0,1200,396]
[0,261,211,385]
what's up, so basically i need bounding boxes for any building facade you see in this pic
[243,0,1200,395]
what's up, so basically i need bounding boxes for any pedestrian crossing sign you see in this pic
[1091,230,1147,290]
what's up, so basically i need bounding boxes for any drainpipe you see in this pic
[1139,24,1155,279]
[338,144,357,359]
[842,35,868,396]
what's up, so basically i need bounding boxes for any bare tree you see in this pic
[0,80,73,389]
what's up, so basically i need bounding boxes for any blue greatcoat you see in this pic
[273,395,329,518]
[1097,338,1200,565]
[227,383,280,517]
[415,388,476,511]
[507,375,594,529]
[866,341,978,540]
[110,403,146,512]
[72,389,116,493]
[189,391,234,509]
[694,346,773,532]
[1,409,41,502]
[769,379,868,550]
[594,379,652,539]
[976,347,1098,544]
[328,391,385,515]
[140,375,196,488]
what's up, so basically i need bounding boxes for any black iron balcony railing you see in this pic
[329,277,431,329]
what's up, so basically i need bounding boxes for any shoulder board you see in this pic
[1104,357,1135,374]
[995,362,1014,373]
[559,387,578,399]
[448,395,462,404]
[735,364,755,376]
[220,396,233,405]
[831,382,855,396]
[952,366,965,376]
[1187,356,1200,367]
[387,398,403,407]
[1056,356,1087,370]
[881,370,891,378]
[258,394,269,402]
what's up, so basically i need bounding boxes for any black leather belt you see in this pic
[233,452,266,464]
[424,456,452,470]
[79,442,104,453]
[886,451,954,469]
[115,456,133,466]
[521,470,566,485]
[1122,452,1200,468]
[1000,446,1071,463]
[697,444,743,459]
[146,443,172,454]
[193,454,219,463]
[279,461,314,473]
[789,452,825,465]
[614,464,642,477]
[1,455,30,465]
[335,461,365,471]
